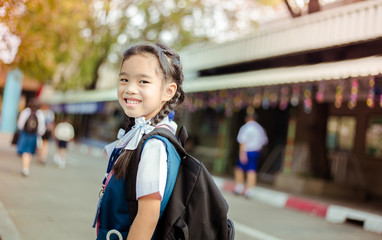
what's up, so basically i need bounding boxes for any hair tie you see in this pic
[168,110,175,121]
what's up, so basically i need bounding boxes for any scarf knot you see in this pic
[104,117,154,156]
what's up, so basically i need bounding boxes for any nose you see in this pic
[123,82,138,94]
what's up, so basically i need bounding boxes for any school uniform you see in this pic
[236,120,268,172]
[95,116,180,240]
[16,108,46,155]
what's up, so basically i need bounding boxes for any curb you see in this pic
[213,177,382,235]
[80,143,382,235]
[0,201,23,240]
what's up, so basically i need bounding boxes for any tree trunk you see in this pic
[86,55,106,90]
[283,0,302,18]
[308,0,321,14]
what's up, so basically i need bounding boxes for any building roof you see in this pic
[180,0,382,73]
[183,56,382,92]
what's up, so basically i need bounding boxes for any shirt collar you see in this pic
[104,116,176,157]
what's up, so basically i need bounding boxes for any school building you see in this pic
[179,0,382,200]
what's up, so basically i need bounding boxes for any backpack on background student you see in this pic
[23,112,39,134]
[126,126,235,240]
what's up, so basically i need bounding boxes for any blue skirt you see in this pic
[17,131,38,155]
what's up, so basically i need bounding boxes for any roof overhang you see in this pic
[181,0,382,73]
[183,56,382,93]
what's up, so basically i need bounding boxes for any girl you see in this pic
[17,99,46,176]
[94,42,185,240]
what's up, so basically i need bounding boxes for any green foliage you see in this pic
[1,0,279,91]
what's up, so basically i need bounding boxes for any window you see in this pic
[366,116,382,158]
[326,116,356,151]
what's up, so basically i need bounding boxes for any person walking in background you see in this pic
[53,117,75,169]
[38,103,55,164]
[234,107,268,198]
[17,99,46,176]
[93,42,184,240]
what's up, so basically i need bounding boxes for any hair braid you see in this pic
[149,43,185,126]
[114,42,185,179]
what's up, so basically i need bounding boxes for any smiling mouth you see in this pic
[124,99,141,104]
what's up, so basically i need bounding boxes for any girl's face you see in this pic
[118,54,177,120]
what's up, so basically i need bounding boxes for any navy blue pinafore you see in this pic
[95,135,181,240]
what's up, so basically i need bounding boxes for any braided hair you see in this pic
[113,42,185,179]
[121,42,185,129]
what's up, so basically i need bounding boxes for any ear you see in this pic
[162,82,177,102]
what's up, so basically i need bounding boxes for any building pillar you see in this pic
[283,117,297,174]
[1,68,23,133]
[214,117,230,174]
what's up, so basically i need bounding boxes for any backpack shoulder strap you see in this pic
[125,127,185,223]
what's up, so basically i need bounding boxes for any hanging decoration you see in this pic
[315,82,325,103]
[334,82,343,108]
[253,91,262,109]
[224,101,233,117]
[375,77,382,108]
[184,96,196,112]
[233,90,243,110]
[213,90,225,112]
[366,77,375,108]
[348,79,358,109]
[269,89,279,109]
[290,85,300,107]
[262,89,270,110]
[303,85,313,113]
[279,86,289,110]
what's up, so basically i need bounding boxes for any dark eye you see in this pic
[120,78,128,82]
[140,80,149,84]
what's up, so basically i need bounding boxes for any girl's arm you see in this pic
[126,192,161,240]
[239,143,248,164]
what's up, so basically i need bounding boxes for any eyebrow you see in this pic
[119,72,152,78]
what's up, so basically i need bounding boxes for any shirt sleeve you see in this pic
[36,110,46,136]
[136,138,168,200]
[17,109,30,130]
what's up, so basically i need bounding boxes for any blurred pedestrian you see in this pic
[93,42,184,239]
[53,117,75,168]
[16,99,46,176]
[38,103,55,164]
[234,107,268,198]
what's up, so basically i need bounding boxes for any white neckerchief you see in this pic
[104,116,176,157]
[104,117,154,156]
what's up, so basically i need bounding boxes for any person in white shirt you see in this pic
[54,118,75,168]
[234,108,268,198]
[17,99,46,176]
[38,103,55,164]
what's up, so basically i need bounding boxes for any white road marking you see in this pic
[234,221,285,240]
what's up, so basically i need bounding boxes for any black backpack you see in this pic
[24,112,38,134]
[126,127,235,240]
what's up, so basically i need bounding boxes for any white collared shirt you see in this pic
[17,108,46,136]
[136,117,177,200]
[237,120,268,152]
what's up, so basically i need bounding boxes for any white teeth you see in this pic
[126,100,140,104]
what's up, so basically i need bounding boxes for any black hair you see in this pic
[113,42,185,179]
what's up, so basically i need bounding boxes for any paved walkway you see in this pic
[214,178,382,235]
[1,132,382,239]
[0,133,105,240]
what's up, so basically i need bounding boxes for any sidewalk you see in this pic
[0,133,23,240]
[213,176,382,235]
[1,132,382,238]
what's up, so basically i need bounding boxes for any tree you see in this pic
[0,0,92,86]
[1,0,281,90]
[283,0,321,18]
[65,0,271,90]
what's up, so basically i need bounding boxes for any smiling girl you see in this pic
[94,42,185,240]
